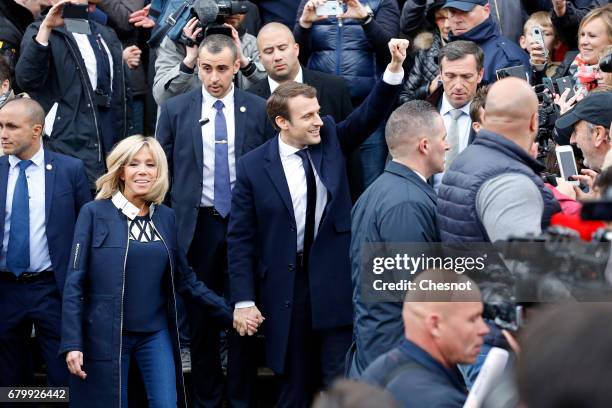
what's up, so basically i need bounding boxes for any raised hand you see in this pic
[182,17,202,69]
[338,0,369,20]
[387,38,409,73]
[129,4,155,28]
[299,0,328,29]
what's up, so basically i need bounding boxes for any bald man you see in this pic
[0,98,90,387]
[249,23,353,123]
[361,269,489,407]
[349,100,448,377]
[437,77,560,243]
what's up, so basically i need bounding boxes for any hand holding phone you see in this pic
[530,26,548,60]
[316,1,341,16]
[556,145,580,185]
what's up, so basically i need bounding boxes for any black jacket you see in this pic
[399,31,442,104]
[247,66,353,121]
[16,20,128,186]
[0,1,34,89]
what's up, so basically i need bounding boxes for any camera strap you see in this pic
[165,0,195,27]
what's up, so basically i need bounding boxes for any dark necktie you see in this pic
[87,24,111,96]
[7,160,33,276]
[295,149,316,260]
[213,100,231,218]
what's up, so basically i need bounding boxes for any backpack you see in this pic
[147,0,196,48]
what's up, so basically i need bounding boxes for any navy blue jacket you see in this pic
[60,199,232,408]
[294,0,399,102]
[349,161,439,377]
[437,130,560,243]
[0,150,90,292]
[450,16,529,85]
[227,77,401,374]
[16,21,128,186]
[156,87,274,252]
[362,338,468,407]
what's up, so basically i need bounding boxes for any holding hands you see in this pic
[233,305,264,336]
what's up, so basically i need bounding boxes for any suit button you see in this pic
[284,301,291,308]
[288,264,295,271]
[290,226,296,232]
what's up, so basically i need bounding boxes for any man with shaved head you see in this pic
[361,269,489,407]
[349,100,448,377]
[437,77,560,243]
[0,98,90,388]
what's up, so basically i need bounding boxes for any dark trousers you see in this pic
[276,257,352,408]
[188,208,257,408]
[0,272,68,387]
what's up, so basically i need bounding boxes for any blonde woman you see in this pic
[59,136,247,407]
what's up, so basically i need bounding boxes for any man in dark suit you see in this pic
[227,39,408,408]
[249,22,366,201]
[248,23,353,121]
[0,98,91,387]
[426,40,483,189]
[348,100,448,378]
[156,34,273,408]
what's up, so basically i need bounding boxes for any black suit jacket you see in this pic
[248,66,354,122]
[156,87,274,252]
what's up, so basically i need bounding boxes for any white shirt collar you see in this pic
[201,84,235,109]
[440,92,471,117]
[9,145,44,169]
[268,66,304,93]
[278,134,303,158]
[111,191,156,220]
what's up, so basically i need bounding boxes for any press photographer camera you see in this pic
[148,0,248,48]
[534,82,560,160]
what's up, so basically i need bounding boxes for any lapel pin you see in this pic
[46,164,53,171]
[240,106,246,113]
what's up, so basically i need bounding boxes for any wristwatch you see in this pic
[240,57,256,76]
[361,5,374,25]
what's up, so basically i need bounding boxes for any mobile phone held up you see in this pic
[316,1,342,16]
[555,145,580,185]
[531,26,548,59]
[61,3,91,35]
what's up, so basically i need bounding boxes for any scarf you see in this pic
[569,53,599,93]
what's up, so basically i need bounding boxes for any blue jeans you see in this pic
[359,123,388,188]
[121,328,177,408]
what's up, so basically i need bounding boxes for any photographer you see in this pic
[152,9,265,104]
[16,0,128,189]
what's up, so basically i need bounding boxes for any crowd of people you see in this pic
[1,0,612,407]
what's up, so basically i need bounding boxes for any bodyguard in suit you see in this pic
[348,100,448,378]
[426,40,484,189]
[248,23,353,121]
[156,34,273,408]
[228,39,408,408]
[0,98,91,386]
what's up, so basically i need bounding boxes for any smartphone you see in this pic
[61,3,88,19]
[531,26,548,59]
[495,65,529,81]
[556,145,579,185]
[542,77,555,95]
[316,1,341,16]
[556,76,575,99]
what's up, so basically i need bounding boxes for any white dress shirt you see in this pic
[433,94,473,191]
[267,66,304,93]
[71,32,114,91]
[200,85,237,207]
[278,137,328,252]
[0,146,52,272]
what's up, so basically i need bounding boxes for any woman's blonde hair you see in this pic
[579,4,612,43]
[95,136,169,205]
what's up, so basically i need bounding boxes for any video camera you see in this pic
[148,0,248,48]
[534,82,560,160]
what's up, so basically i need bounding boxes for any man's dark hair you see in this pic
[266,82,317,131]
[0,58,10,83]
[469,84,489,123]
[199,34,238,61]
[438,40,484,72]
[312,379,399,408]
[385,100,439,152]
[518,303,612,408]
